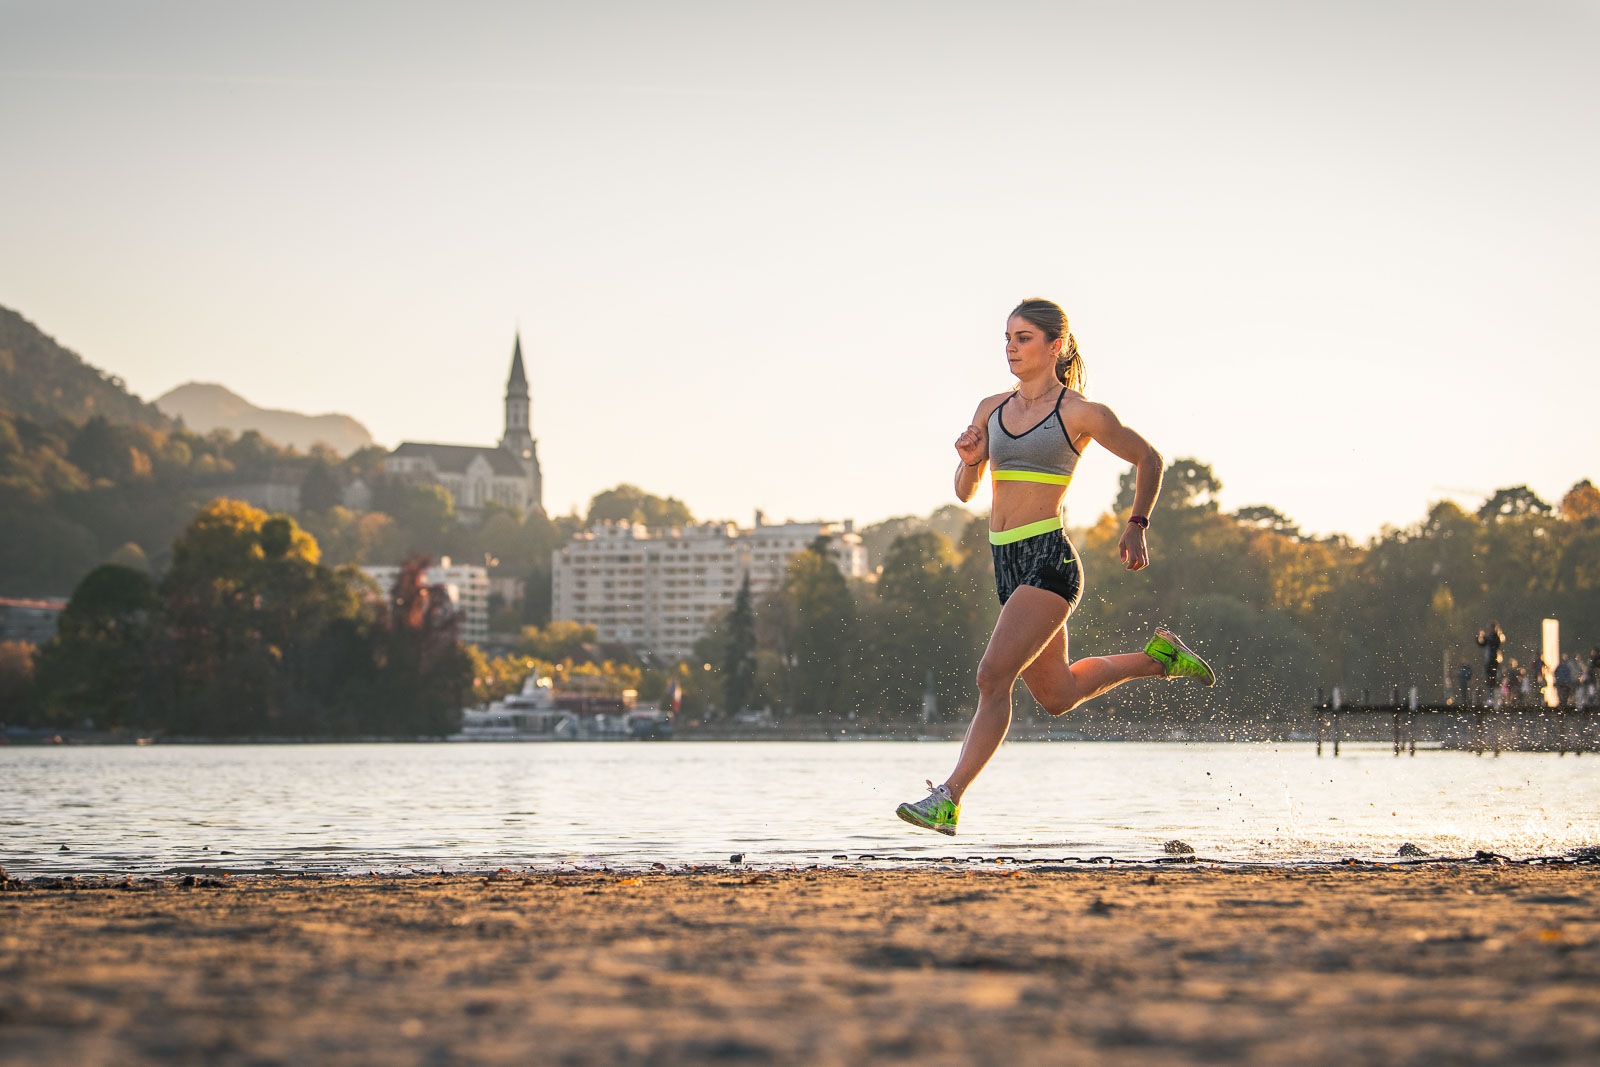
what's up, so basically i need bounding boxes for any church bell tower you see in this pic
[499,332,543,513]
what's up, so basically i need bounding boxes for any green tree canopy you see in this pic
[721,574,758,716]
[785,536,856,718]
[1477,485,1552,521]
[33,563,159,729]
[1115,457,1222,513]
[300,459,342,513]
[586,484,694,529]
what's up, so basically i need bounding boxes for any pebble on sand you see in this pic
[1397,842,1429,858]
[1162,840,1195,855]
[730,854,745,864]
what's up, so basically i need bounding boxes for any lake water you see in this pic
[3,741,1596,876]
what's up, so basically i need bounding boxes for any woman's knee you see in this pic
[976,657,1018,695]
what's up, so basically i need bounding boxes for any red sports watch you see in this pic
[1127,514,1150,529]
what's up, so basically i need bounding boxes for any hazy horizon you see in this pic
[3,1,1596,540]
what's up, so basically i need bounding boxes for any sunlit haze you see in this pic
[3,1,1595,538]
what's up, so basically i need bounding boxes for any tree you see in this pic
[1477,485,1552,521]
[721,574,758,715]
[0,640,39,725]
[158,499,363,734]
[1114,457,1220,513]
[343,444,391,480]
[224,429,279,471]
[585,484,694,529]
[1162,458,1223,510]
[1560,479,1600,523]
[517,620,598,662]
[300,459,342,513]
[1233,505,1301,539]
[0,509,100,597]
[364,554,473,736]
[68,416,133,482]
[33,564,158,729]
[866,531,969,723]
[375,482,456,551]
[785,536,856,718]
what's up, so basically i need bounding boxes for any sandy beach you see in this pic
[3,862,1599,1065]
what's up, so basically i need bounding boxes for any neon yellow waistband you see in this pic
[992,470,1073,486]
[989,516,1064,545]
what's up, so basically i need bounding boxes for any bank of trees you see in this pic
[689,465,1600,738]
[27,500,475,736]
[8,442,1597,740]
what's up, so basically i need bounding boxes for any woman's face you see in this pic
[1004,315,1061,380]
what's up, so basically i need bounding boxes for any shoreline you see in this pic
[9,848,1600,881]
[4,865,1599,1065]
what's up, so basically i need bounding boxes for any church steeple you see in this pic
[503,331,531,437]
[500,330,542,513]
[507,332,528,395]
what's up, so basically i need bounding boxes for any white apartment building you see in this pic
[360,557,490,646]
[551,513,868,662]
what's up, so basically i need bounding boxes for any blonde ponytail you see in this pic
[1056,331,1086,393]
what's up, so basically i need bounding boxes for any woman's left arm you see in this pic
[1074,402,1164,571]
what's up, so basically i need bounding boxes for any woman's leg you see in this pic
[943,586,1070,803]
[1020,627,1163,716]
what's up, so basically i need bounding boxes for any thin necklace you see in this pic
[1019,385,1057,403]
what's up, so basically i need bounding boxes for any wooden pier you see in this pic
[1312,687,1598,757]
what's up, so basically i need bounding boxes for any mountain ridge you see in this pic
[155,382,375,455]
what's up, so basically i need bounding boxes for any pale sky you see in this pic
[2,1,1595,539]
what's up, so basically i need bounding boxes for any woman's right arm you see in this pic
[954,399,995,503]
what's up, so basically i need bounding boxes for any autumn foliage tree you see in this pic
[32,501,477,737]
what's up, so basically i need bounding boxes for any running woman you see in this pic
[896,298,1215,836]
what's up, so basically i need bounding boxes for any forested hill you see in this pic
[0,305,169,428]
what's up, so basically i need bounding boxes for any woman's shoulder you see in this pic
[972,390,1012,421]
[1057,389,1107,420]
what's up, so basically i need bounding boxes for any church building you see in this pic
[385,334,544,515]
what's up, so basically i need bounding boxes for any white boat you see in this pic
[450,677,579,741]
[450,677,674,741]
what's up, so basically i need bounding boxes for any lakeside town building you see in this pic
[0,596,66,646]
[359,558,490,646]
[206,467,371,517]
[384,334,543,517]
[551,513,868,662]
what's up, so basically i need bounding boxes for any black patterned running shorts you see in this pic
[991,527,1083,609]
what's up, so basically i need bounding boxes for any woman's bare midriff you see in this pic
[989,481,1069,532]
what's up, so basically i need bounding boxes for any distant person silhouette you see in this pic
[1530,654,1550,702]
[1476,622,1503,694]
[1552,656,1576,706]
[1456,661,1472,704]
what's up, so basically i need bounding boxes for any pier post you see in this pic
[1315,688,1324,756]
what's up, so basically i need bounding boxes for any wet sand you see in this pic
[3,864,1599,1065]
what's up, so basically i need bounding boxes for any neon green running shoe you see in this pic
[1144,627,1217,687]
[896,780,960,836]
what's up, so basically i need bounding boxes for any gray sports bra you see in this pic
[987,388,1082,486]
